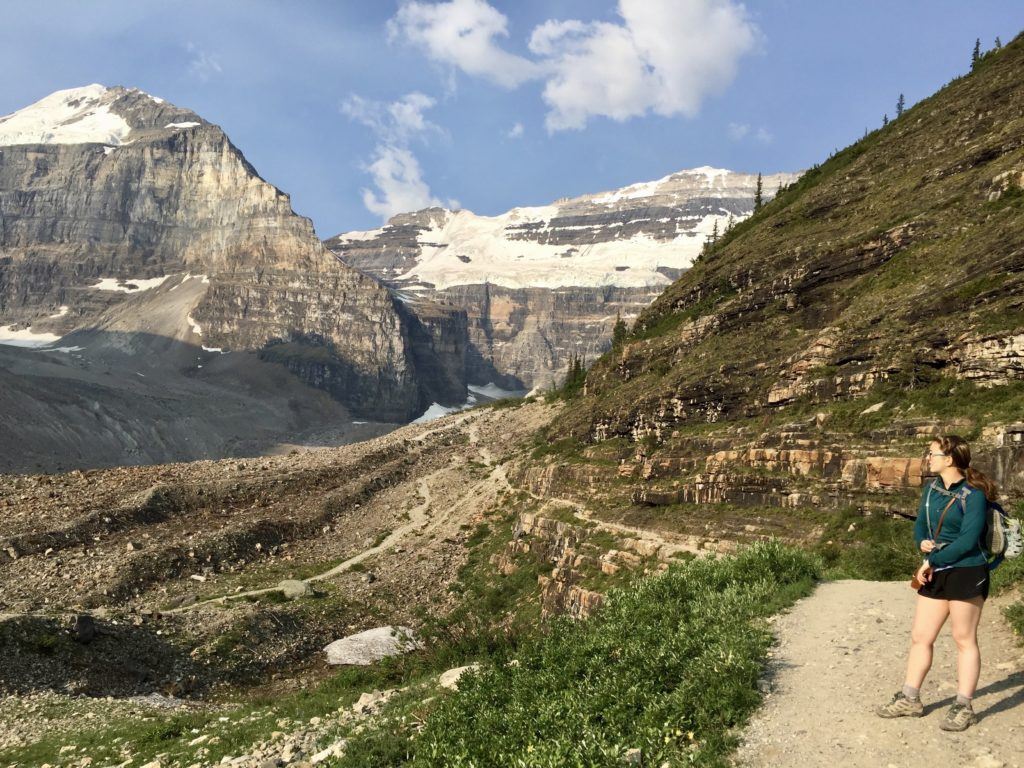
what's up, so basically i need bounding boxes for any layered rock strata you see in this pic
[0,85,446,421]
[328,168,799,389]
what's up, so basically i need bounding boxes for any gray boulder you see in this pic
[323,626,423,666]
[278,580,310,600]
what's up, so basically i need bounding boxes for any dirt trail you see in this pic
[734,581,1024,768]
[519,482,705,558]
[165,408,510,612]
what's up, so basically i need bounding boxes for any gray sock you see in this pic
[902,684,920,701]
[956,693,973,707]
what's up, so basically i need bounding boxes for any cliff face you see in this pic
[327,169,799,389]
[0,85,454,421]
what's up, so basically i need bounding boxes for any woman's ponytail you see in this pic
[965,466,998,502]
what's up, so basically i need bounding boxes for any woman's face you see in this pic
[926,441,950,473]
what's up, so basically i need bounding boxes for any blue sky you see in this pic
[1,1,1021,236]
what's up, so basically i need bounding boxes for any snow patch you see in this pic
[39,345,84,354]
[0,85,133,146]
[590,173,673,205]
[413,403,461,423]
[201,345,226,354]
[165,121,200,129]
[0,325,62,348]
[412,389,482,423]
[467,383,527,400]
[334,227,385,243]
[48,305,70,318]
[169,273,209,291]
[92,276,170,292]
[186,315,203,337]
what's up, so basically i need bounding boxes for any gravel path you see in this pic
[735,580,1024,768]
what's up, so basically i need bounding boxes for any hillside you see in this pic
[528,33,1024,538]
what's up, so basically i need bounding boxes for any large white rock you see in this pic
[323,626,423,666]
[438,663,481,690]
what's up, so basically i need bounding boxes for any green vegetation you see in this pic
[549,352,588,400]
[338,541,819,767]
[814,510,921,580]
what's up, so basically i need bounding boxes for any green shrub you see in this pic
[339,541,819,767]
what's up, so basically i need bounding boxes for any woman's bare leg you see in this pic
[906,595,950,689]
[949,596,985,698]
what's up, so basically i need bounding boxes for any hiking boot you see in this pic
[939,702,976,732]
[876,691,924,718]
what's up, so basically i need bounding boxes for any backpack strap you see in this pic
[932,495,958,540]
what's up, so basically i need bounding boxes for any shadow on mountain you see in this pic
[0,330,400,475]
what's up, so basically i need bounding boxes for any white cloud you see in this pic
[388,0,542,88]
[343,92,455,221]
[389,0,758,133]
[728,122,750,140]
[342,92,442,143]
[728,121,773,143]
[533,0,758,132]
[186,43,222,82]
[507,121,524,138]
[361,146,449,220]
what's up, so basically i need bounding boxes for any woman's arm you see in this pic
[926,491,986,567]
[914,486,930,549]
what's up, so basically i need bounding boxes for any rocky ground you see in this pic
[0,401,558,726]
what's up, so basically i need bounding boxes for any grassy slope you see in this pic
[551,34,1024,441]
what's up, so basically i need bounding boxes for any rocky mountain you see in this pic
[0,85,464,469]
[522,33,1024,540]
[327,168,799,389]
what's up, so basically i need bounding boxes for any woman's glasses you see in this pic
[924,451,947,458]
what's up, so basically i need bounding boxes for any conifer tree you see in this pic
[711,219,719,245]
[896,93,905,118]
[882,113,889,127]
[972,38,981,69]
[995,37,1002,49]
[612,310,628,347]
[753,172,763,212]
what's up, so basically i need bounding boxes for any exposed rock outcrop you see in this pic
[0,85,452,422]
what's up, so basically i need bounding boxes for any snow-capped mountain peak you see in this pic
[328,167,801,291]
[0,85,199,147]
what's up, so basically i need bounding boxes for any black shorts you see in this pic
[918,564,990,601]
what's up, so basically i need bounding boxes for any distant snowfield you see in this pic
[165,121,200,129]
[92,276,171,292]
[335,166,776,291]
[394,219,711,290]
[0,84,132,146]
[0,324,62,348]
[413,382,525,423]
[467,383,527,400]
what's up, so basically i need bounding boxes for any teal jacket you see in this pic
[913,478,988,568]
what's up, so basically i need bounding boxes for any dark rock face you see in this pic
[326,169,799,389]
[0,85,440,422]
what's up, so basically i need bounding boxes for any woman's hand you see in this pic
[916,562,933,584]
[919,539,936,554]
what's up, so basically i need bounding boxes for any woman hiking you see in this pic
[876,434,996,731]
